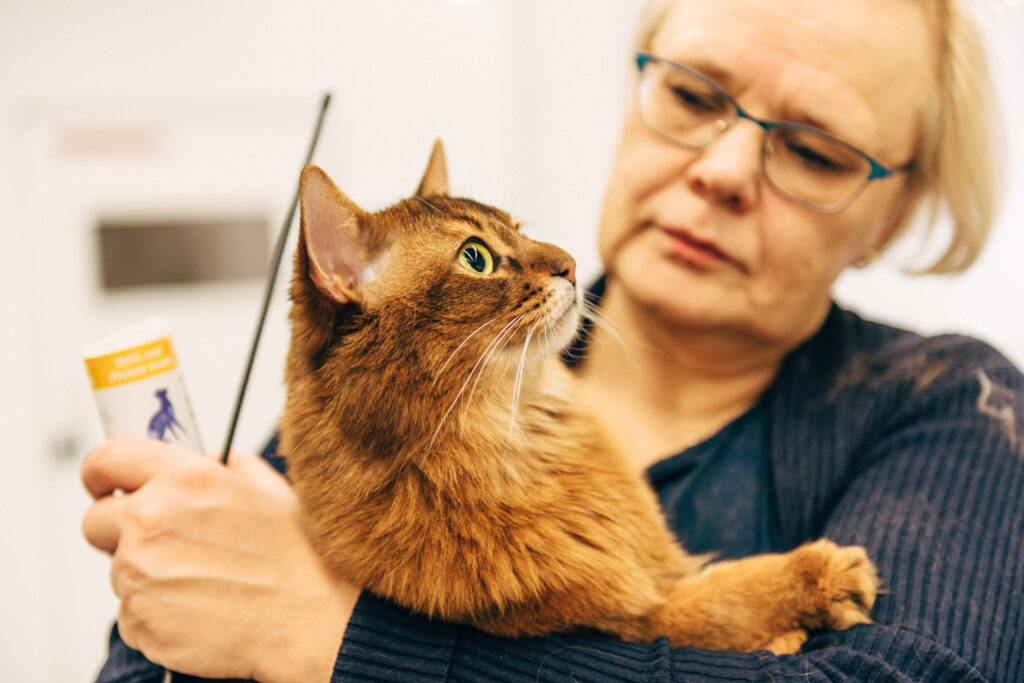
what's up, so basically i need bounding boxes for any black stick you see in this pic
[219,92,332,465]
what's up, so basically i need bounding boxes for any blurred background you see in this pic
[0,0,1020,680]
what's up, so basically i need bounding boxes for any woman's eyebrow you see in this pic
[785,109,838,136]
[781,101,874,149]
[674,56,737,89]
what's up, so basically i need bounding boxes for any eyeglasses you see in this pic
[634,53,912,213]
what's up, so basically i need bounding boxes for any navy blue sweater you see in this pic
[97,305,1024,682]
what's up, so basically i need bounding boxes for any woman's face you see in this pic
[598,0,933,348]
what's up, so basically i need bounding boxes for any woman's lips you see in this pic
[658,226,744,272]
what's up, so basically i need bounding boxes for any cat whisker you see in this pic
[433,315,502,385]
[455,316,528,443]
[427,314,526,454]
[509,320,540,433]
[463,315,527,417]
[460,315,532,440]
[540,322,553,364]
[580,300,643,353]
[580,307,624,345]
[581,305,657,378]
[412,195,441,214]
[509,328,529,427]
[286,408,333,458]
[462,313,532,438]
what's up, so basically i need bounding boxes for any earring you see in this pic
[854,248,879,268]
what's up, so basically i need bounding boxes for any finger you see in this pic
[81,437,201,499]
[82,494,129,554]
[224,449,291,494]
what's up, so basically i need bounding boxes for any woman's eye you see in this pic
[458,242,494,275]
[787,141,846,172]
[672,86,722,113]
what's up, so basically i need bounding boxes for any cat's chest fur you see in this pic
[282,343,672,623]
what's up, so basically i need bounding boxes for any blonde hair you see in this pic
[634,0,1000,274]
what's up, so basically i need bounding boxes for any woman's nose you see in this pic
[684,122,763,213]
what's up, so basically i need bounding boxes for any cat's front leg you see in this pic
[649,539,879,653]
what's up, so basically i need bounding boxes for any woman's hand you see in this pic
[81,438,360,683]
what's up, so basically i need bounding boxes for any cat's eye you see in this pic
[457,241,494,275]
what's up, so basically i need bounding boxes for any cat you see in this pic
[279,140,879,654]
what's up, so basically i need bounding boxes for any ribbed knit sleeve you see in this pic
[807,334,1024,681]
[332,598,988,681]
[766,311,1024,681]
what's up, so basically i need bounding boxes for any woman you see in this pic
[82,0,1023,680]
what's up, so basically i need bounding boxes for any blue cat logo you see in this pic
[147,388,184,442]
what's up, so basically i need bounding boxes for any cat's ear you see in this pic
[415,138,450,197]
[299,165,386,305]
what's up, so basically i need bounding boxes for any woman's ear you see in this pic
[299,165,390,305]
[415,138,450,198]
[858,183,922,266]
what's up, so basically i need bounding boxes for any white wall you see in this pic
[0,1,1019,680]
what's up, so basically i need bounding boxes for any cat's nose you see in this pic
[553,258,576,286]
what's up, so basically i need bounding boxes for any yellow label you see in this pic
[84,336,179,390]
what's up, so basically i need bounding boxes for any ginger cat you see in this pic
[280,140,878,654]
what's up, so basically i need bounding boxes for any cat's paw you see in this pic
[761,628,809,655]
[790,539,879,632]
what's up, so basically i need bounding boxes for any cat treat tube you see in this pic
[83,316,204,453]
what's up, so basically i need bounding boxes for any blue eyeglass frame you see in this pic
[634,53,912,209]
